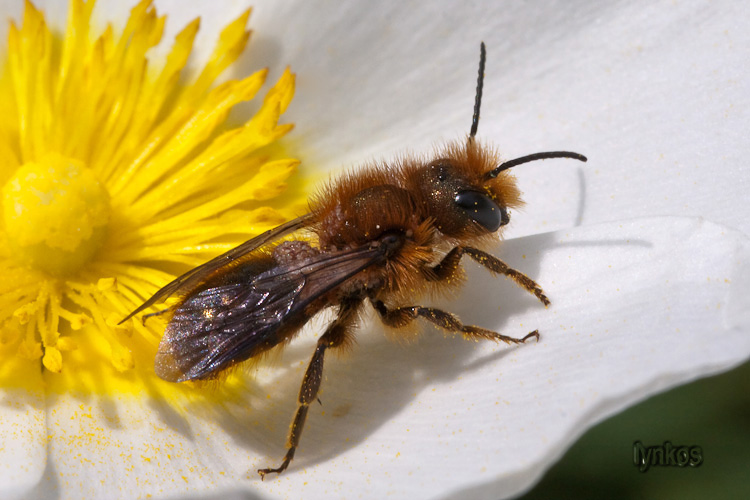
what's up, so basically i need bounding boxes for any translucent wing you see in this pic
[120,214,315,324]
[154,244,386,382]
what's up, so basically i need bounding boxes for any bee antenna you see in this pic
[484,151,588,181]
[469,42,486,141]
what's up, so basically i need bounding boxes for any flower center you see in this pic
[2,154,110,276]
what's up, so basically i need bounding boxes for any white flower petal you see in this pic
[16,217,746,499]
[438,216,750,497]
[260,216,746,499]
[36,395,264,499]
[0,389,45,500]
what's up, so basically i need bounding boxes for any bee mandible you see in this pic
[121,42,587,479]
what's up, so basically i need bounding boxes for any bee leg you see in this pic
[258,297,361,480]
[141,307,171,325]
[427,246,549,306]
[371,299,539,345]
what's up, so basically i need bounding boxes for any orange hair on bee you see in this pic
[310,163,437,298]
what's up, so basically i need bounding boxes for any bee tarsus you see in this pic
[371,299,539,345]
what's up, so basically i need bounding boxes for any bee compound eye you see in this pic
[454,190,507,232]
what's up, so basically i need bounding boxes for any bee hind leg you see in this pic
[258,296,361,480]
[371,299,539,345]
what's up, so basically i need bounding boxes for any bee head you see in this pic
[414,153,513,237]
[412,43,587,239]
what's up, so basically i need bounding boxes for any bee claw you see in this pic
[522,330,540,343]
[257,467,281,481]
[258,455,292,480]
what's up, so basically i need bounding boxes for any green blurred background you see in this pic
[519,360,750,500]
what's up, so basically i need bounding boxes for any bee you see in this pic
[121,43,586,479]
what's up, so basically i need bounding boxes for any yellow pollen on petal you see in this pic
[2,154,110,276]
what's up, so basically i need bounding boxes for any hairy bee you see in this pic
[122,43,586,478]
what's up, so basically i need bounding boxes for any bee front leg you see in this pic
[371,299,539,345]
[258,297,361,480]
[427,246,549,306]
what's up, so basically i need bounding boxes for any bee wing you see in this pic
[155,244,386,382]
[120,214,315,323]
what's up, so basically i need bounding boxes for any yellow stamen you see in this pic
[0,0,305,397]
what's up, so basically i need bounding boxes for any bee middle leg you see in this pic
[258,297,361,480]
[427,246,549,306]
[371,299,539,345]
